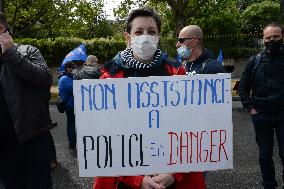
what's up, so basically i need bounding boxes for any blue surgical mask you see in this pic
[177,45,191,59]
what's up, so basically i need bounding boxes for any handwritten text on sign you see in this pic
[73,74,233,177]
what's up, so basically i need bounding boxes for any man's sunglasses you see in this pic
[177,37,193,43]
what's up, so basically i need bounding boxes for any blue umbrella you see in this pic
[58,44,87,72]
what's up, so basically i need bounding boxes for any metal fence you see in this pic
[203,33,264,59]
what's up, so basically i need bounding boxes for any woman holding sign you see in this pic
[93,7,205,189]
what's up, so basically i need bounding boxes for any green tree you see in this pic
[191,0,241,35]
[0,0,4,13]
[114,0,241,37]
[280,0,284,23]
[66,0,113,39]
[241,1,280,33]
[4,0,112,39]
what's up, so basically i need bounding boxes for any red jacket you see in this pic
[94,60,205,189]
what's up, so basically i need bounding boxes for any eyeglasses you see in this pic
[177,37,193,43]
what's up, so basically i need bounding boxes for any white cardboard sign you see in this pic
[73,74,233,177]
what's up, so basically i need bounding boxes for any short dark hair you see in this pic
[263,22,284,35]
[64,61,74,72]
[0,12,8,28]
[125,7,161,34]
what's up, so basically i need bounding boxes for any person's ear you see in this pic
[190,39,199,49]
[124,32,131,47]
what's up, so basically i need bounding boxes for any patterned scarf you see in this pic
[121,47,162,69]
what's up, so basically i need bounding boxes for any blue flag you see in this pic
[217,48,224,65]
[58,44,87,72]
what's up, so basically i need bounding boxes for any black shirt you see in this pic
[0,65,16,146]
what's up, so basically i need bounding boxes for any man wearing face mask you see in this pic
[239,22,284,189]
[176,25,225,75]
[93,7,205,189]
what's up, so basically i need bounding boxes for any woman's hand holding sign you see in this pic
[152,174,175,188]
[141,175,165,189]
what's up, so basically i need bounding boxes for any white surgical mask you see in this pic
[131,35,159,60]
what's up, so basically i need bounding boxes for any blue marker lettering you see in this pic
[128,83,132,109]
[170,81,180,106]
[104,84,117,110]
[198,80,203,105]
[150,82,159,107]
[191,80,195,104]
[93,84,105,110]
[181,80,190,105]
[149,110,160,128]
[140,82,150,108]
[81,84,92,111]
[135,83,141,108]
[161,80,170,107]
[204,79,214,104]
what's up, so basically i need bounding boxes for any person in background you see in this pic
[176,24,225,184]
[93,7,205,189]
[58,61,76,150]
[239,22,284,189]
[0,12,54,189]
[73,55,102,80]
[176,25,225,75]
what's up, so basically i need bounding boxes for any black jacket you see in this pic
[0,44,53,143]
[185,49,225,75]
[73,65,102,80]
[239,50,284,112]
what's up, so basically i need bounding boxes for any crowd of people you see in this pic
[0,6,283,189]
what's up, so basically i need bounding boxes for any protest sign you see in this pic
[73,74,233,177]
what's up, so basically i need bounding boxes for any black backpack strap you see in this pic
[251,52,262,81]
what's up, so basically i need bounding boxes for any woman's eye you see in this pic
[149,31,157,35]
[135,31,143,35]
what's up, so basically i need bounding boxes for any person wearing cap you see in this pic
[0,13,54,188]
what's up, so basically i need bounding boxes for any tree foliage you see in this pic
[4,0,114,39]
[241,1,280,33]
[2,0,282,39]
[114,0,281,37]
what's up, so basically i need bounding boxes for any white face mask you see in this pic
[131,35,159,60]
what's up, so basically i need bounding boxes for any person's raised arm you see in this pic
[0,32,52,91]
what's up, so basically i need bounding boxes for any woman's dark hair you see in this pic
[125,7,161,34]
